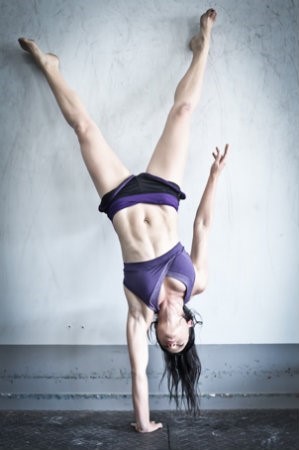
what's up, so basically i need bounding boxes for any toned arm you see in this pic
[125,288,163,433]
[191,145,229,294]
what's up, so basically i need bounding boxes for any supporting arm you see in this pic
[126,306,163,433]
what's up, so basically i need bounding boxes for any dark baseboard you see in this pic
[0,344,298,410]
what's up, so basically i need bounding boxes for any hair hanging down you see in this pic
[154,306,202,415]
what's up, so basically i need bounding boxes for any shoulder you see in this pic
[124,286,155,327]
[191,266,208,296]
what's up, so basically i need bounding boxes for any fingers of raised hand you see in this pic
[222,143,229,160]
[212,147,220,160]
[220,144,229,166]
[213,144,229,164]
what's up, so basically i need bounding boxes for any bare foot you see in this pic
[18,38,59,71]
[189,8,217,52]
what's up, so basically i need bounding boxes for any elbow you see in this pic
[193,218,210,233]
[131,369,147,382]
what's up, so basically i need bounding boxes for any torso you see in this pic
[112,203,180,262]
[112,203,187,322]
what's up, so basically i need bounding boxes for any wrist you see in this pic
[209,170,219,182]
[135,419,151,432]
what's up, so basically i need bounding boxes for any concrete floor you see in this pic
[0,410,298,449]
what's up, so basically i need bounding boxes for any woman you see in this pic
[19,8,228,432]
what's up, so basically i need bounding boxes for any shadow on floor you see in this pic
[0,410,298,449]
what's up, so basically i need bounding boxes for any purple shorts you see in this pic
[98,173,186,221]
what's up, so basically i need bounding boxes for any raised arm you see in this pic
[125,289,163,433]
[191,144,229,294]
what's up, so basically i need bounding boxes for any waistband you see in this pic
[124,242,183,269]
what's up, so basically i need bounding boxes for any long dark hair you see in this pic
[154,306,202,415]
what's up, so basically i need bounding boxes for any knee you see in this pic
[73,118,95,141]
[170,102,193,119]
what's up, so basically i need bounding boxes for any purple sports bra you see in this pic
[123,242,195,312]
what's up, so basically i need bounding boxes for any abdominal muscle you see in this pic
[112,204,180,263]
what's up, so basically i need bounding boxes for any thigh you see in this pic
[146,103,191,186]
[78,120,131,198]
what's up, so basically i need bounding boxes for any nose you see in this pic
[166,340,177,348]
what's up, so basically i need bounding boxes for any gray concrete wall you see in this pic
[0,0,299,346]
[0,344,298,410]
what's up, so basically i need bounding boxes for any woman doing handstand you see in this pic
[18,8,228,433]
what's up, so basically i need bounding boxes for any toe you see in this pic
[207,8,217,18]
[18,37,34,52]
[18,38,28,51]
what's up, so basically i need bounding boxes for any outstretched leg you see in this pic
[146,9,216,186]
[18,38,130,197]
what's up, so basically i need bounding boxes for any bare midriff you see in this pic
[112,204,179,263]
